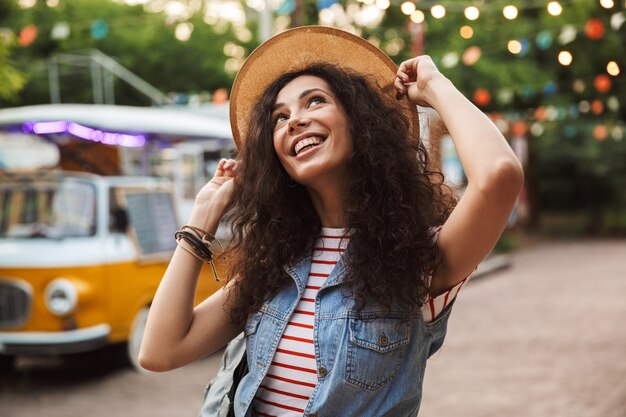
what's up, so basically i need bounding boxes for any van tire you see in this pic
[0,354,16,373]
[127,306,150,372]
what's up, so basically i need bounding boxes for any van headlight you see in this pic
[45,279,78,316]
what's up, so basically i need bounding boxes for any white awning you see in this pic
[0,104,233,141]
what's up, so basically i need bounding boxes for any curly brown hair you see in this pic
[224,63,455,324]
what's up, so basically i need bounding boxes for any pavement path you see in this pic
[1,239,625,417]
[420,238,626,417]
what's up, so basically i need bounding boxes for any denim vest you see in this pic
[234,251,454,417]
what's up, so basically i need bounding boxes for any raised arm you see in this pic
[395,56,524,297]
[139,159,243,372]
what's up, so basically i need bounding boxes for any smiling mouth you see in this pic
[294,136,326,156]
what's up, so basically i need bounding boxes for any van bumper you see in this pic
[0,324,110,355]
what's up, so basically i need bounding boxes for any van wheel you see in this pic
[127,306,150,371]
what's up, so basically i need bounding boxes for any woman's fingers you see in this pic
[223,159,238,177]
[396,56,443,104]
[396,57,421,98]
[215,158,238,178]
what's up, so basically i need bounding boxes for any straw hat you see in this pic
[229,25,419,148]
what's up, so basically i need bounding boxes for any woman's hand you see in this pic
[187,158,239,231]
[394,55,448,108]
[195,158,239,207]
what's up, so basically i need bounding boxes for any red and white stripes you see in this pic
[420,274,471,323]
[252,228,350,417]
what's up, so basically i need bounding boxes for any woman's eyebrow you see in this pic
[272,88,329,112]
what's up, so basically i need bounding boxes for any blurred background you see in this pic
[1,0,625,236]
[0,1,625,417]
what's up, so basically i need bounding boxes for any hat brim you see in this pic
[229,26,419,149]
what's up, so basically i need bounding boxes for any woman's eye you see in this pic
[309,96,326,106]
[274,114,288,125]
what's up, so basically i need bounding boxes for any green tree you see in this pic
[0,1,24,101]
[0,0,251,106]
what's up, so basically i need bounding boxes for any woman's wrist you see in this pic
[422,75,455,110]
[188,198,229,233]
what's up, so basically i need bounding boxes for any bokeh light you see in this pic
[547,1,562,16]
[584,18,605,40]
[464,6,479,21]
[460,25,473,39]
[375,0,390,11]
[410,10,425,24]
[606,61,620,76]
[175,22,193,41]
[462,46,481,66]
[431,5,446,19]
[503,5,518,20]
[508,40,522,54]
[558,50,573,66]
[400,1,416,15]
[593,124,608,141]
[594,74,612,93]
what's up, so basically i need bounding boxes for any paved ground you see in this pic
[420,238,626,417]
[1,238,625,417]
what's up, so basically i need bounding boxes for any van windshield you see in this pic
[0,179,96,238]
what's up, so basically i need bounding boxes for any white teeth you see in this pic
[295,136,324,155]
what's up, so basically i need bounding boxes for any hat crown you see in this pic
[229,26,419,148]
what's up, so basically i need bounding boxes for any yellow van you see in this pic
[0,171,223,370]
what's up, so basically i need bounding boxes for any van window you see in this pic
[0,179,96,238]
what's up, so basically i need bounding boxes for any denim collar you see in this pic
[283,246,348,295]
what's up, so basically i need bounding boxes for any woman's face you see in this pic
[271,75,353,188]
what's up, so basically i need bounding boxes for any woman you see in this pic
[139,26,523,417]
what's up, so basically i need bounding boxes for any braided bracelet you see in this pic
[180,225,216,245]
[175,227,220,281]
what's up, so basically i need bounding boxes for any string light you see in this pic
[400,1,416,15]
[558,50,573,66]
[376,0,391,11]
[599,0,614,8]
[606,61,620,76]
[460,25,473,39]
[431,5,446,19]
[464,6,479,21]
[18,0,36,8]
[503,5,518,20]
[547,1,563,16]
[174,22,193,41]
[462,46,481,65]
[508,40,522,54]
[572,80,585,93]
[579,100,590,113]
[411,10,425,23]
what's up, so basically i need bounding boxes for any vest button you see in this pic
[378,333,389,346]
[318,366,327,378]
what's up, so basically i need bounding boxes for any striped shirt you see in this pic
[251,227,469,417]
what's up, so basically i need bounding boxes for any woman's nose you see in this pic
[288,115,310,133]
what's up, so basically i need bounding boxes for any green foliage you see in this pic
[0,0,248,106]
[0,41,25,102]
[534,120,626,234]
[0,0,24,101]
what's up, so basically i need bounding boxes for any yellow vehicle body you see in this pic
[0,172,223,366]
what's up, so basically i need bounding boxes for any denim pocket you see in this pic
[346,317,410,391]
